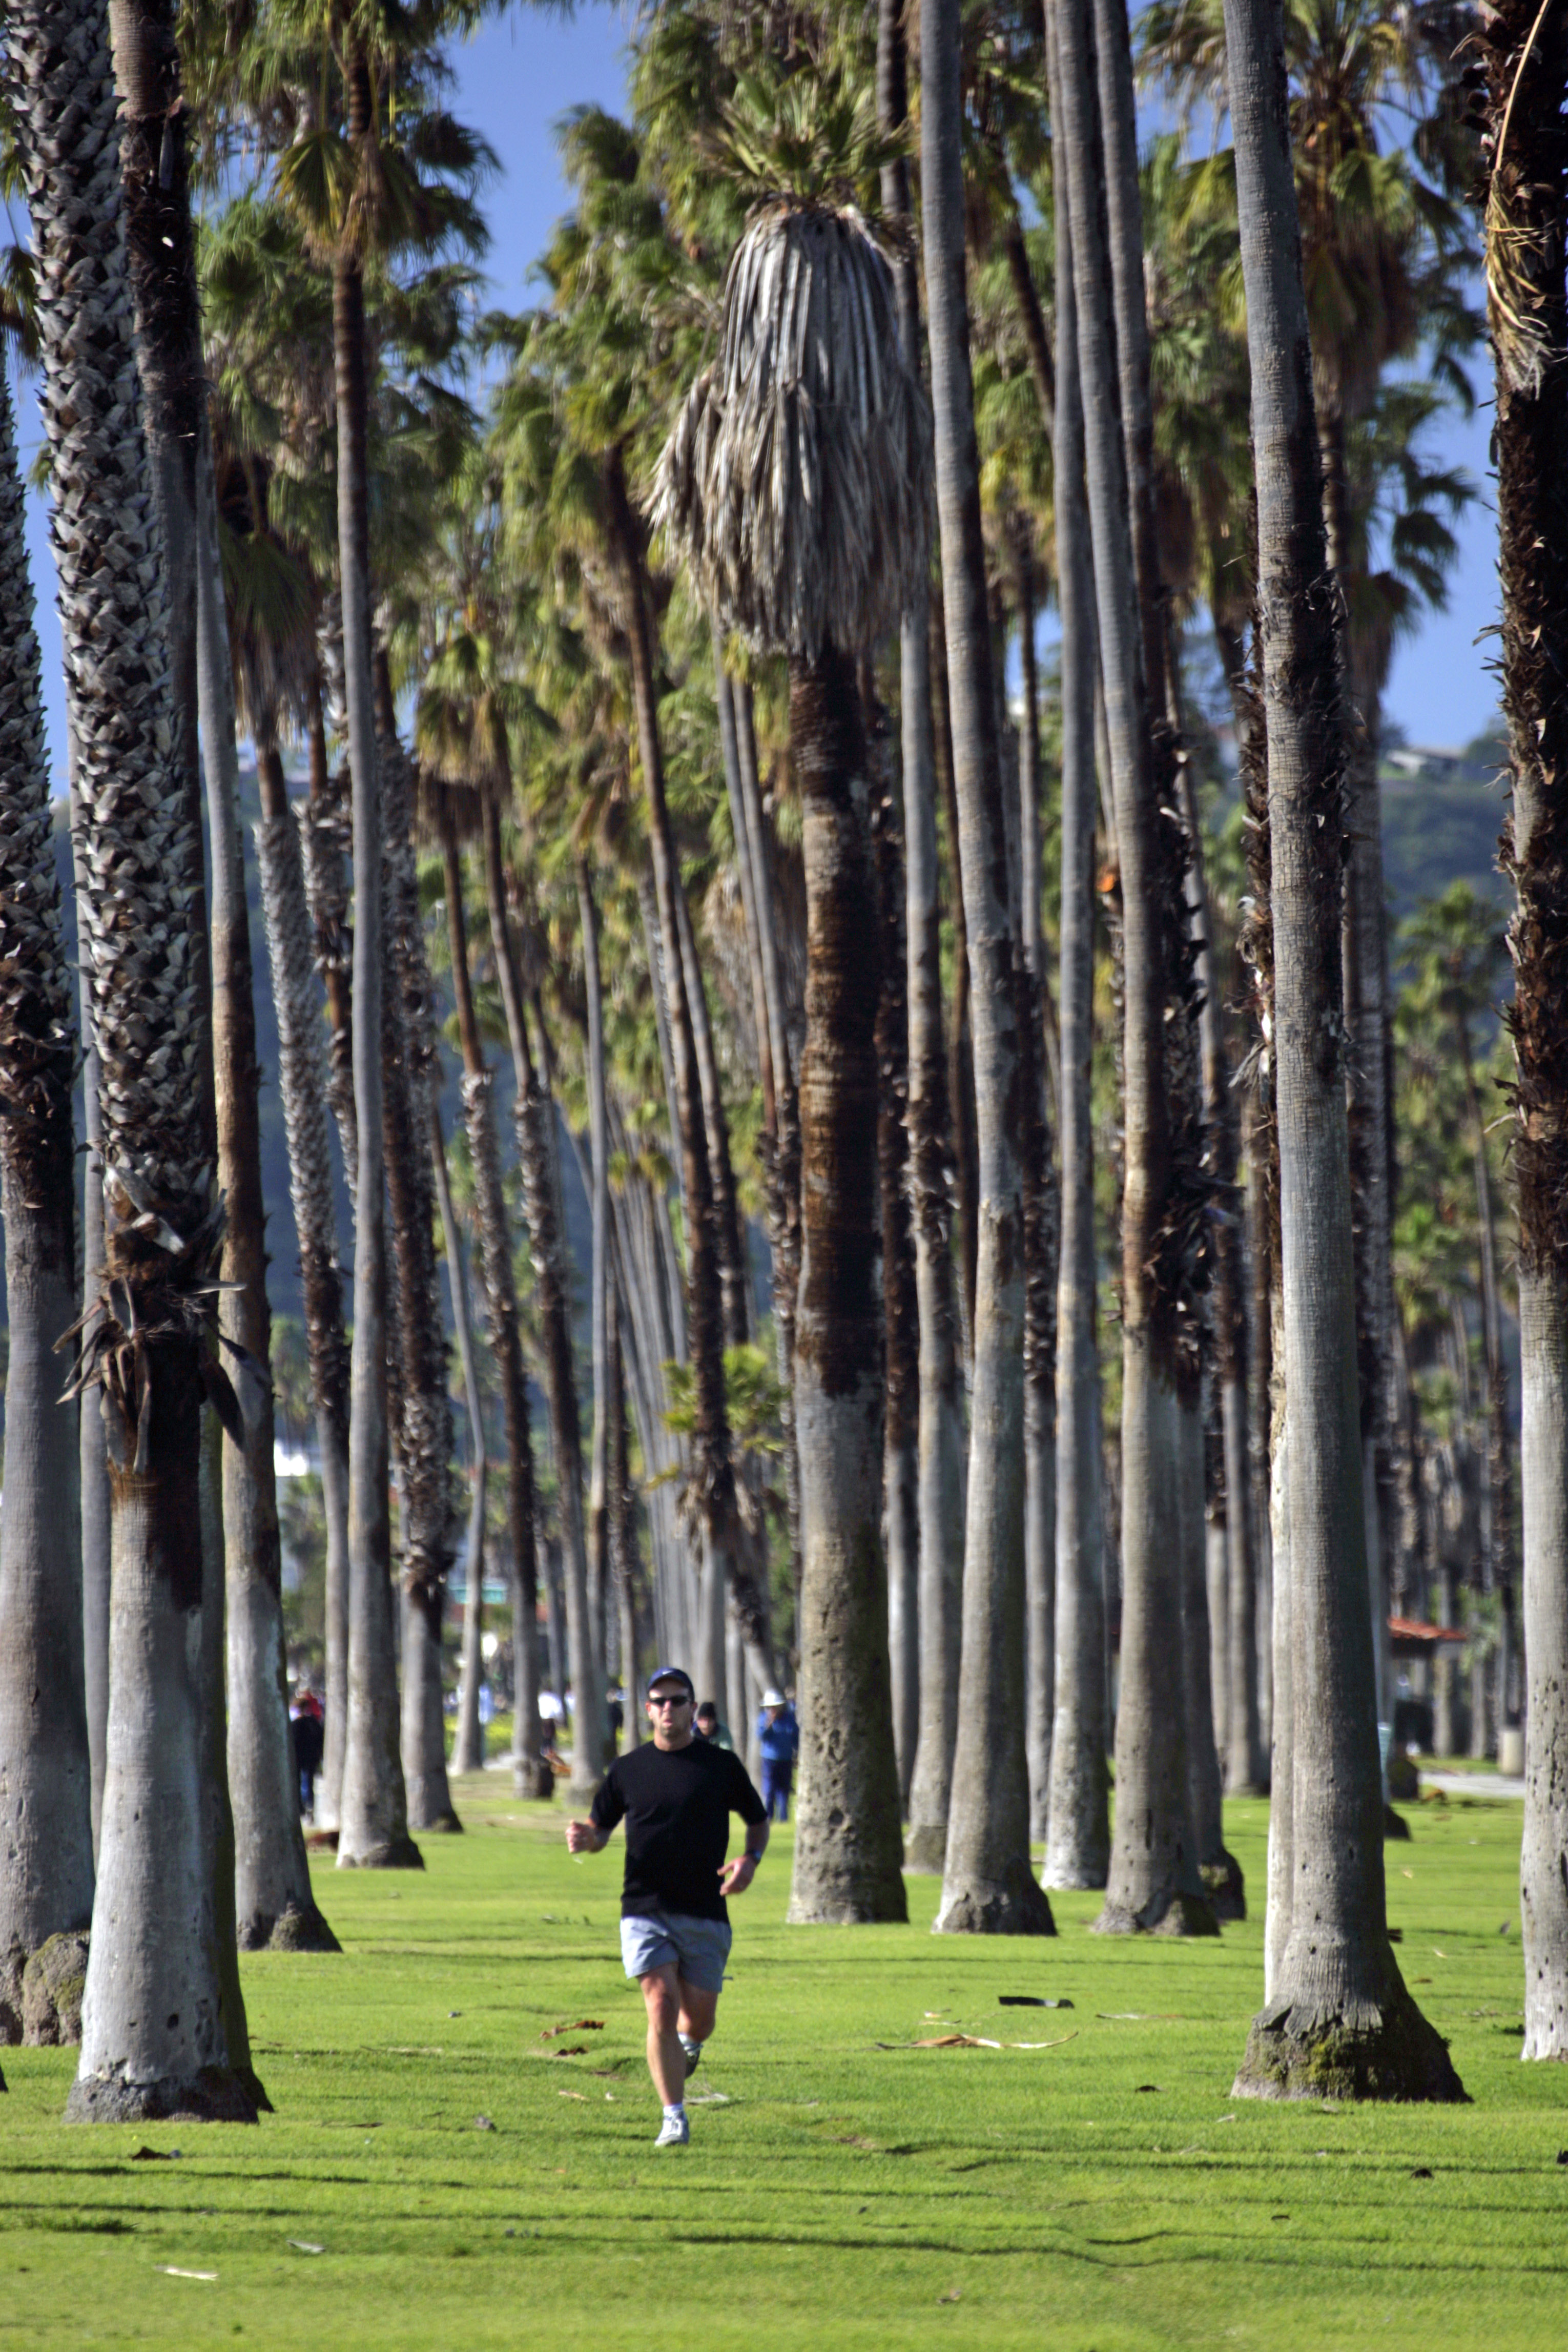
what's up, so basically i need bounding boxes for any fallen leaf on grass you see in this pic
[549,2046,589,2058]
[688,2091,732,2105]
[1401,1869,1414,1880]
[1413,1976,1433,1984]
[557,2091,587,2102]
[156,2268,216,2282]
[1411,2167,1434,2179]
[474,2116,497,2132]
[1009,2033,1079,2051]
[287,2242,325,2256]
[1433,1950,1447,1959]
[540,2021,605,2040]
[998,1996,1074,2010]
[914,2034,1002,2049]
[130,2148,179,2163]
[1556,2151,1568,2167]
[1270,2213,1289,2223]
[1134,2085,1162,2094]
[937,2288,962,2305]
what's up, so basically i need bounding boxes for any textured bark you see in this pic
[1044,13,1111,1892]
[300,677,356,1211]
[434,1120,486,1782]
[1481,0,1568,2060]
[75,852,111,1863]
[581,862,614,1738]
[330,104,418,1869]
[924,0,1053,1937]
[1224,0,1459,2098]
[255,758,352,1837]
[931,583,979,1361]
[376,692,457,1836]
[0,364,93,2026]
[12,0,257,2117]
[868,685,921,1812]
[1056,0,1211,1936]
[476,799,547,1798]
[197,447,335,1953]
[1179,1396,1243,1918]
[1013,525,1061,1848]
[880,0,966,1872]
[783,650,907,1925]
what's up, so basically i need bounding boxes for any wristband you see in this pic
[744,1849,763,1867]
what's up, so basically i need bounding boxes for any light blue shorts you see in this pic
[620,1909,733,1994]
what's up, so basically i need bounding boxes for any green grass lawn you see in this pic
[2,1782,1563,2349]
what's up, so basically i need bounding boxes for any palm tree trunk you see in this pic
[610,1308,640,1739]
[924,0,1054,1938]
[878,0,967,1868]
[331,60,418,1869]
[870,705,921,1814]
[73,800,111,1864]
[196,440,336,1952]
[478,800,590,1794]
[931,583,979,1364]
[1481,0,1568,2059]
[1054,0,1212,1936]
[580,861,614,1732]
[1178,1392,1243,1915]
[254,750,353,1840]
[431,1107,486,1780]
[300,667,356,1208]
[1011,520,1061,1847]
[375,699,457,1836]
[1458,1009,1516,1747]
[1224,0,1459,2097]
[15,0,257,2116]
[1043,52,1111,1891]
[601,444,739,1747]
[0,364,94,2034]
[782,646,906,1925]
[473,799,548,1798]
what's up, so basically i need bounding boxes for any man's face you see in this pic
[647,1684,694,1742]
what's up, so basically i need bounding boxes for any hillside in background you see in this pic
[1380,726,1510,920]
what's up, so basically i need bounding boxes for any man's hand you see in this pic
[566,1820,605,1855]
[718,1846,763,1897]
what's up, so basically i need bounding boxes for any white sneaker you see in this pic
[680,2034,703,2080]
[655,2111,690,2148]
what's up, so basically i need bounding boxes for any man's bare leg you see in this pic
[639,1965,688,2107]
[675,1978,718,2072]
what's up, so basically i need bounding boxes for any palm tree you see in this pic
[922,0,1055,1936]
[13,0,256,2119]
[656,87,922,1925]
[430,1103,487,1778]
[0,357,95,2038]
[877,0,968,1875]
[1221,0,1460,2099]
[1476,0,1568,2058]
[1053,0,1215,1936]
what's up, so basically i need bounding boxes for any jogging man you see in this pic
[566,1665,768,2146]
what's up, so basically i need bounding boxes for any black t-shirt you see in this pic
[590,1737,767,1922]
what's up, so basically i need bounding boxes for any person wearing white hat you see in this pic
[755,1688,799,1823]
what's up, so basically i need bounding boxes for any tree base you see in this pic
[1232,1984,1467,2102]
[237,1902,342,1955]
[1042,1860,1109,1892]
[514,1764,555,1802]
[933,1864,1055,1936]
[1094,1888,1221,1937]
[1201,1850,1247,1922]
[1,1943,22,2044]
[65,2065,260,2124]
[22,1931,90,2045]
[903,1822,947,1874]
[409,1809,463,1836]
[336,1836,425,1870]
[1384,1805,1412,1841]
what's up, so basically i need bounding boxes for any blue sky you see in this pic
[19,0,1500,783]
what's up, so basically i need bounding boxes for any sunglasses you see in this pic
[648,1691,692,1708]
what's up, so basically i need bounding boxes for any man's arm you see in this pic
[565,1819,610,1854]
[718,1759,770,1895]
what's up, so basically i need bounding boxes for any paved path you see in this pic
[1420,1769,1524,1800]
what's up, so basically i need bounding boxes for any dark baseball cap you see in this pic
[646,1665,695,1699]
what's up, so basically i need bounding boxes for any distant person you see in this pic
[290,1688,325,1818]
[756,1688,798,1822]
[566,1666,767,2148]
[695,1701,734,1751]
